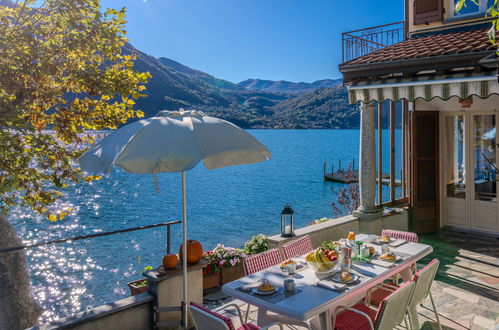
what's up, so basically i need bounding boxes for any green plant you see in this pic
[202,251,221,276]
[243,234,269,255]
[212,244,246,268]
[455,0,499,54]
[309,217,334,225]
[321,241,340,251]
[134,265,153,287]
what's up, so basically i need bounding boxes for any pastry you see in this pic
[381,235,391,243]
[340,271,353,282]
[380,252,396,260]
[257,281,275,292]
[280,259,297,268]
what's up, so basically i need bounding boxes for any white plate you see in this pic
[252,287,277,295]
[375,253,400,262]
[376,237,395,244]
[331,272,359,284]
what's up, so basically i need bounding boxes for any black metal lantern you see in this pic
[280,204,294,237]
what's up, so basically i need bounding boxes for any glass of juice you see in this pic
[347,230,355,241]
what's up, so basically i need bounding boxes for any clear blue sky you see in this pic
[101,0,404,83]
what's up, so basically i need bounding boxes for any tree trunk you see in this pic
[0,214,42,329]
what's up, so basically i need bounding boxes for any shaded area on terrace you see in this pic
[207,229,499,330]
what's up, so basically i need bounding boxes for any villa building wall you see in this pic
[406,0,493,35]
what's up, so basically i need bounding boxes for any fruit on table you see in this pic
[306,247,335,272]
[179,239,203,264]
[325,250,339,261]
[162,254,178,269]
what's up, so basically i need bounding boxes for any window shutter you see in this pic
[414,0,444,25]
[410,111,440,234]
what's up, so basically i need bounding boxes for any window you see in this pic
[451,0,495,18]
[445,116,466,199]
[473,114,496,202]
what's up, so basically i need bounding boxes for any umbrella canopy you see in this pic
[79,109,270,174]
[78,109,271,327]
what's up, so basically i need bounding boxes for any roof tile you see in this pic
[346,28,492,65]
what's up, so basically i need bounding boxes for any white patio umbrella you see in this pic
[78,109,271,327]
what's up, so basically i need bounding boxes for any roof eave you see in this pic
[339,50,495,82]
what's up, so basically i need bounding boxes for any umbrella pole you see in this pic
[181,171,188,328]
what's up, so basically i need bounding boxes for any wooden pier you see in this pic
[323,160,401,186]
[324,160,359,183]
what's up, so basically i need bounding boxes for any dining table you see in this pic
[222,234,433,330]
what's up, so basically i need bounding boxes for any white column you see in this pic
[355,101,380,216]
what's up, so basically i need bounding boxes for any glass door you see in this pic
[471,114,498,231]
[442,115,467,226]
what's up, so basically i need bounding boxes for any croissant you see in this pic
[380,252,396,260]
[340,271,352,282]
[257,282,275,292]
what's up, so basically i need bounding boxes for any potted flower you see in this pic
[202,251,221,291]
[213,244,246,284]
[243,234,269,255]
[127,266,153,296]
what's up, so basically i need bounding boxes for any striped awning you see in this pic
[348,73,499,105]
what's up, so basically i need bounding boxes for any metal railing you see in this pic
[342,21,406,63]
[0,220,181,254]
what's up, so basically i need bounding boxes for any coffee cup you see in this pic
[283,278,295,292]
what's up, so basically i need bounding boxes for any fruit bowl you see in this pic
[305,247,339,274]
[306,260,338,274]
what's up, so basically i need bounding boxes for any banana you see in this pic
[315,247,334,271]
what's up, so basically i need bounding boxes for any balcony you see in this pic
[342,21,406,63]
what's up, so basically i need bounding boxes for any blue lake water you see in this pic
[10,129,402,323]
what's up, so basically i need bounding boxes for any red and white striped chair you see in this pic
[189,302,283,330]
[368,259,441,329]
[282,235,313,259]
[381,229,419,243]
[332,280,416,330]
[241,249,282,323]
[243,248,282,275]
[382,229,419,282]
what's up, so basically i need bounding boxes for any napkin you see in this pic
[317,279,347,292]
[389,239,407,247]
[238,282,261,293]
[369,259,395,268]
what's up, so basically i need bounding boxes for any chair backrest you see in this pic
[381,229,419,243]
[243,248,282,275]
[189,302,235,330]
[410,258,440,305]
[374,280,416,330]
[282,235,313,259]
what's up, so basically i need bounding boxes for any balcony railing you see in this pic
[342,21,406,63]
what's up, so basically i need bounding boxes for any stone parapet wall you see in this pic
[267,210,409,256]
[31,293,153,330]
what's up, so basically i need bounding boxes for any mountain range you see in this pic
[125,43,359,129]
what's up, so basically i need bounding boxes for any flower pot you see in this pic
[220,262,245,284]
[203,272,220,291]
[127,278,148,296]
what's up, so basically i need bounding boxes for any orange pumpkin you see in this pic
[162,254,178,269]
[179,240,203,264]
